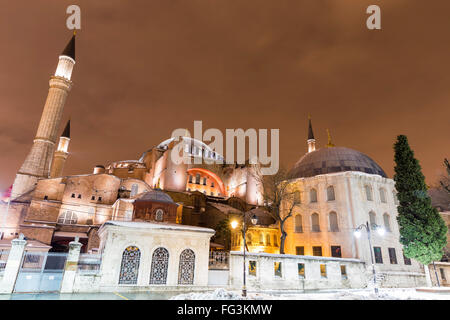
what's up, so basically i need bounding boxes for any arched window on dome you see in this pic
[383,213,391,232]
[369,211,377,229]
[329,211,339,232]
[310,188,318,203]
[379,188,386,203]
[294,215,303,233]
[365,185,373,201]
[327,186,335,201]
[311,213,320,232]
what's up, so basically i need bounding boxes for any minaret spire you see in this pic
[307,115,316,153]
[50,120,71,178]
[11,35,76,197]
[326,129,335,148]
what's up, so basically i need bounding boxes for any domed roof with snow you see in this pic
[136,189,174,203]
[289,147,387,179]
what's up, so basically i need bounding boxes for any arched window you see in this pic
[294,215,303,233]
[329,211,339,232]
[155,209,164,222]
[293,191,301,203]
[57,211,77,224]
[392,190,399,205]
[273,234,278,247]
[327,186,335,201]
[311,213,320,232]
[369,211,377,229]
[259,232,264,245]
[195,174,200,184]
[131,184,138,197]
[365,185,373,201]
[119,246,140,284]
[266,234,271,246]
[247,233,252,245]
[379,188,386,203]
[149,247,169,284]
[310,188,318,203]
[178,249,195,285]
[383,213,391,232]
[188,175,193,183]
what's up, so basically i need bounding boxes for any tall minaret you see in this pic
[50,120,71,178]
[307,116,316,153]
[11,35,76,198]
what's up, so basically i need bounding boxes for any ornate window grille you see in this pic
[150,247,169,284]
[155,209,164,222]
[178,249,195,285]
[57,210,77,224]
[119,246,141,285]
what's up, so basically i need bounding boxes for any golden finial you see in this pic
[308,114,311,120]
[73,29,77,36]
[326,129,335,148]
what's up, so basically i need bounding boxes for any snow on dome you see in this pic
[135,189,175,203]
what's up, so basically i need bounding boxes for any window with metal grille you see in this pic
[249,261,257,276]
[341,265,347,279]
[274,262,282,277]
[149,247,169,285]
[313,246,322,256]
[57,211,77,224]
[119,246,140,285]
[320,264,327,278]
[296,246,304,255]
[298,263,305,278]
[178,249,195,285]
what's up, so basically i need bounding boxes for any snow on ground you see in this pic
[170,288,450,300]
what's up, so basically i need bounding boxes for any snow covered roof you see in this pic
[101,220,215,234]
[208,202,243,214]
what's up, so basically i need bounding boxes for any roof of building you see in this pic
[61,120,70,138]
[61,35,75,60]
[135,189,175,203]
[101,220,215,234]
[289,146,387,179]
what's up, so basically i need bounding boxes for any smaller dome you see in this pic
[136,189,174,203]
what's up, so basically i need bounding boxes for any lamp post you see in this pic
[354,221,385,295]
[231,211,257,297]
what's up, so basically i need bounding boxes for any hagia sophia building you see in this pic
[0,35,426,285]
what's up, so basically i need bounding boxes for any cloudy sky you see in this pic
[0,0,449,190]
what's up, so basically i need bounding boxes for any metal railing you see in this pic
[77,253,102,274]
[209,251,229,270]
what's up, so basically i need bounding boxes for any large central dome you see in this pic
[289,147,387,179]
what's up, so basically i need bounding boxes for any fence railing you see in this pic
[77,253,102,274]
[209,251,229,270]
[0,250,9,272]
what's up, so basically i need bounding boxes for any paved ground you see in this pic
[0,291,180,300]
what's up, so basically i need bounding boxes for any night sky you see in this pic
[0,0,449,191]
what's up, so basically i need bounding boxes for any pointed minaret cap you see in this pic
[61,120,71,138]
[326,129,335,148]
[307,115,315,140]
[61,34,76,60]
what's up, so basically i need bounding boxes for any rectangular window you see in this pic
[71,193,75,198]
[98,196,102,202]
[331,246,342,258]
[440,268,446,281]
[298,263,305,278]
[91,195,95,200]
[340,265,347,279]
[274,262,282,277]
[320,264,327,278]
[313,246,322,257]
[249,261,256,276]
[77,194,82,199]
[388,248,397,264]
[296,246,305,256]
[203,178,207,185]
[374,247,383,264]
[403,253,411,265]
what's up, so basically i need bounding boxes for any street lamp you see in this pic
[231,212,258,297]
[353,221,385,295]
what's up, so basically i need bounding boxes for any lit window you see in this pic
[313,246,322,256]
[311,213,320,232]
[296,246,304,255]
[383,213,391,232]
[320,264,327,278]
[341,265,347,279]
[298,263,305,278]
[249,261,256,276]
[331,245,342,258]
[295,215,303,233]
[57,211,77,224]
[274,262,282,277]
[266,234,271,246]
[374,247,383,264]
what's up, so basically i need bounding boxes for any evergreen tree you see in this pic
[393,135,447,265]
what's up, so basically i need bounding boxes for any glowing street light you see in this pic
[353,221,385,295]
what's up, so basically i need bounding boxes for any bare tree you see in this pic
[440,158,450,194]
[252,165,301,254]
